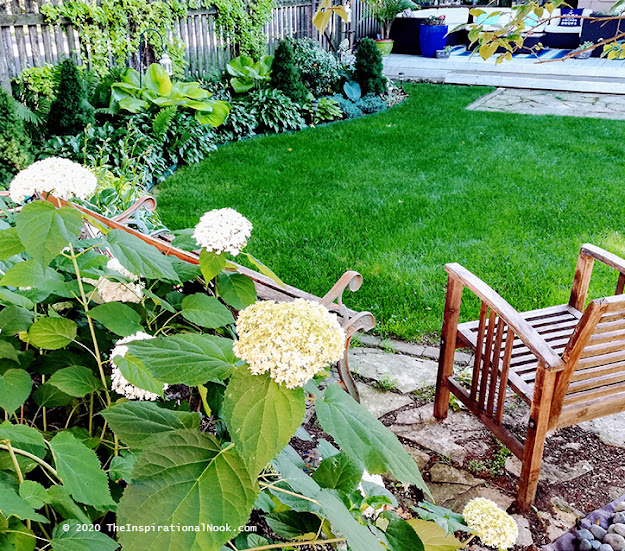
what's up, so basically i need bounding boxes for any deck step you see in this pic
[444,70,625,94]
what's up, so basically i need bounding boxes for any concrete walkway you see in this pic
[383,47,625,94]
[467,87,625,120]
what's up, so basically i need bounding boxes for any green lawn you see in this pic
[157,84,625,341]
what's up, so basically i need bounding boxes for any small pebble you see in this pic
[612,524,625,537]
[615,502,625,513]
[592,526,608,540]
[600,545,615,551]
[578,541,592,551]
[615,513,625,525]
[593,542,603,550]
[579,529,596,541]
[604,534,625,551]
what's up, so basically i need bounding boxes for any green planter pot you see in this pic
[376,39,394,57]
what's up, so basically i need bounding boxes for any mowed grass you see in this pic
[157,83,625,341]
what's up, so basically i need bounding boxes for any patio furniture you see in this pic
[433,244,625,509]
[391,7,470,54]
[38,193,375,403]
[580,14,625,57]
[543,8,593,49]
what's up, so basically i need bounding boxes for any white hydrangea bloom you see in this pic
[192,208,253,256]
[84,258,143,304]
[9,157,97,204]
[233,299,346,389]
[110,332,166,401]
[463,498,518,549]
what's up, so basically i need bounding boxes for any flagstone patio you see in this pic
[349,335,625,547]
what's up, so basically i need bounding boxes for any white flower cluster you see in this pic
[110,332,165,401]
[233,299,346,389]
[192,208,253,256]
[463,498,518,549]
[85,258,143,304]
[9,157,97,204]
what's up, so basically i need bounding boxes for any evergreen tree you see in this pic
[47,58,94,136]
[0,89,33,188]
[354,38,386,96]
[270,40,309,105]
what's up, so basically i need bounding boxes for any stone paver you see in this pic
[355,381,413,419]
[348,347,438,393]
[467,88,625,120]
[579,411,625,448]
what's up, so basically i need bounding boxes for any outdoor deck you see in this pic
[384,46,625,94]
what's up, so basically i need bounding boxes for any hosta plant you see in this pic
[0,161,466,551]
[109,63,230,126]
[226,55,274,93]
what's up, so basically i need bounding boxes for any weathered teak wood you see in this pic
[434,244,625,509]
[37,194,374,402]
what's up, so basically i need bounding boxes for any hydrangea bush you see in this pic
[0,162,515,550]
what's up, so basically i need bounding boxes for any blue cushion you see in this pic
[559,8,583,27]
[524,13,540,27]
[476,12,500,25]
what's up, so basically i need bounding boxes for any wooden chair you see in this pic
[433,244,625,509]
[37,194,375,402]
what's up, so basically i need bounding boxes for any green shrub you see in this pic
[356,93,387,114]
[0,89,33,188]
[11,64,57,115]
[91,66,125,109]
[354,38,386,95]
[214,99,259,143]
[47,58,95,136]
[292,38,341,96]
[245,89,305,133]
[270,40,309,105]
[328,94,364,119]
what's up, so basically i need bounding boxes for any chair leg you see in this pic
[517,367,557,510]
[434,275,463,420]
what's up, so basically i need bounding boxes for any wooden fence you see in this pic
[0,0,378,91]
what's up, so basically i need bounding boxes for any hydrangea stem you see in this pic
[0,443,59,480]
[241,537,346,551]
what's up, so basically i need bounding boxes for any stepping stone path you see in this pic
[349,333,625,549]
[467,88,625,120]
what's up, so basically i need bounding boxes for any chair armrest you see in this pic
[581,243,625,275]
[446,263,565,371]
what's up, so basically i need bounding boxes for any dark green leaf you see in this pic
[89,303,143,337]
[199,249,226,282]
[117,430,258,551]
[0,370,32,415]
[312,452,362,492]
[106,230,179,282]
[0,306,34,335]
[216,272,256,310]
[32,384,75,407]
[0,341,19,363]
[0,481,47,522]
[28,317,77,350]
[0,423,46,459]
[51,521,119,551]
[223,367,305,475]
[47,366,102,397]
[101,401,200,449]
[381,511,425,551]
[315,384,430,496]
[0,288,35,310]
[181,293,234,328]
[46,486,90,524]
[126,334,237,385]
[19,481,49,510]
[171,229,199,251]
[0,228,25,260]
[49,432,114,508]
[414,502,469,535]
[272,450,385,551]
[16,201,83,265]
[265,511,321,539]
[109,451,136,483]
[114,354,165,397]
[0,260,64,292]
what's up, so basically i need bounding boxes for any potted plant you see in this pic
[419,15,448,58]
[436,44,453,58]
[572,40,594,59]
[364,0,419,56]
